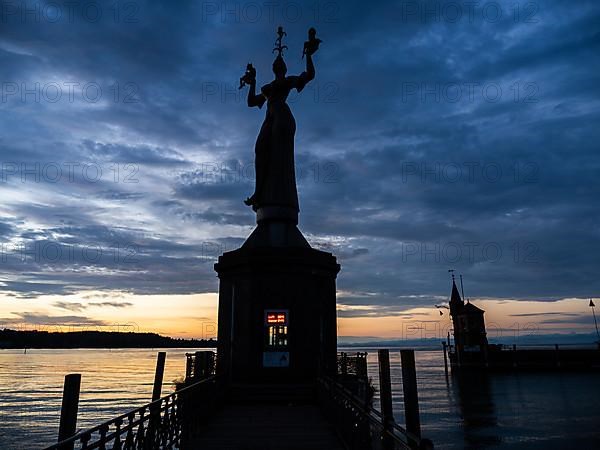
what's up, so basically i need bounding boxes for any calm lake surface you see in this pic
[1,348,599,449]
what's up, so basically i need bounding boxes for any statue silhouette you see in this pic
[241,27,320,214]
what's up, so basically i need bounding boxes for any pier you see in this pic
[45,350,433,450]
[444,342,600,371]
[443,276,600,373]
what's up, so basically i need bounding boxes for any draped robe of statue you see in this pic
[250,73,311,212]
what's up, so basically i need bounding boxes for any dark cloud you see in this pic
[89,301,134,308]
[1,312,108,327]
[0,0,599,323]
[53,302,87,312]
[82,140,189,166]
[53,301,133,311]
[539,316,594,325]
[509,312,582,317]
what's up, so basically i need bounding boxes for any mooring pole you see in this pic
[146,351,167,448]
[152,351,167,401]
[400,349,421,439]
[442,342,449,376]
[58,373,81,449]
[378,349,394,450]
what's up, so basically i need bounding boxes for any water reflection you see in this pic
[452,371,500,448]
[2,348,599,449]
[362,348,600,450]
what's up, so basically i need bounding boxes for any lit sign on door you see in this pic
[263,310,289,367]
[265,311,287,325]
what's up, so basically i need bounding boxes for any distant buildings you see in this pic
[446,277,600,370]
[448,277,488,352]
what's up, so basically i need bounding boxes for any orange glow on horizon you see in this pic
[0,292,595,341]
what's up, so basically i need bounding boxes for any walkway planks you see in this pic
[187,403,345,450]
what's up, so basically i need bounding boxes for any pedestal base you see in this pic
[215,242,340,383]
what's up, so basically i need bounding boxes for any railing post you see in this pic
[400,349,421,440]
[185,353,193,381]
[191,351,216,380]
[58,374,81,449]
[152,351,167,401]
[341,352,348,376]
[378,349,394,450]
[193,351,202,379]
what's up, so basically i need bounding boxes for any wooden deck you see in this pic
[187,403,345,450]
[45,353,430,450]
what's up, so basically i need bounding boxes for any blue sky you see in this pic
[0,0,599,338]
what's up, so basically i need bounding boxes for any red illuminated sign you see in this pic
[265,310,288,325]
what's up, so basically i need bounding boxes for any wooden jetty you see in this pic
[187,403,344,449]
[444,341,600,372]
[45,350,434,450]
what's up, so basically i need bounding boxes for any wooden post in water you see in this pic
[58,373,81,449]
[152,352,167,401]
[442,342,448,376]
[147,352,167,447]
[400,349,421,439]
[378,349,394,450]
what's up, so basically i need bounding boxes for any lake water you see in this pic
[1,348,599,449]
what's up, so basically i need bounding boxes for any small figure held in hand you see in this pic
[303,27,322,59]
[239,63,256,90]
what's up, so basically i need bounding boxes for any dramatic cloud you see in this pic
[1,0,599,320]
[1,312,109,327]
[53,300,134,311]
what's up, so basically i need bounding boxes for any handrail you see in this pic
[44,376,217,450]
[317,375,429,450]
[337,351,368,378]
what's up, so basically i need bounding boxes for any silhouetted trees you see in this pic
[0,329,216,349]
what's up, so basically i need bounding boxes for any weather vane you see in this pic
[272,26,288,57]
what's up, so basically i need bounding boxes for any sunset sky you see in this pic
[1,1,599,342]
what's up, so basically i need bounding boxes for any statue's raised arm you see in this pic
[288,28,321,93]
[239,27,322,214]
[301,28,321,78]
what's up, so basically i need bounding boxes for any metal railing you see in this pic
[185,351,216,382]
[317,376,430,450]
[44,376,217,450]
[44,349,431,449]
[337,351,368,378]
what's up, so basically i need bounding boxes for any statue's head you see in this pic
[272,55,287,78]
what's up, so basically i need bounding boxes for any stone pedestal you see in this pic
[215,212,339,383]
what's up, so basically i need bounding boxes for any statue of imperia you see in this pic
[240,27,321,215]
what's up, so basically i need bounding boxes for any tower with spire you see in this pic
[449,273,488,353]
